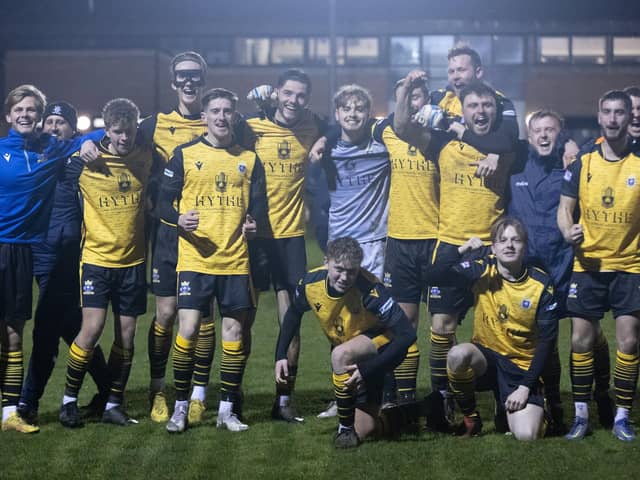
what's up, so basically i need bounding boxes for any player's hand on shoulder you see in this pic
[563,139,579,168]
[80,140,100,164]
[308,136,327,164]
[178,209,199,232]
[470,153,499,178]
[458,237,484,255]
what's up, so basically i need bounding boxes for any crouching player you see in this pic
[59,98,156,427]
[275,237,417,448]
[158,88,267,433]
[439,217,560,440]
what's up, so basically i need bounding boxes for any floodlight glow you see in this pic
[93,117,105,128]
[77,115,91,131]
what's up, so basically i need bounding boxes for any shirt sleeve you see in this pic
[521,281,560,388]
[275,279,311,361]
[248,155,268,226]
[156,150,185,225]
[561,156,582,198]
[356,282,417,380]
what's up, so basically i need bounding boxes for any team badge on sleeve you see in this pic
[164,168,174,178]
[563,170,572,181]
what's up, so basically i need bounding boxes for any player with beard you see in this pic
[559,90,640,442]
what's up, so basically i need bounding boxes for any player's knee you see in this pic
[447,344,470,371]
[331,344,353,372]
[511,422,541,441]
[617,335,638,354]
[156,303,177,326]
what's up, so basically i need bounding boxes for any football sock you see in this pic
[570,350,594,403]
[333,371,355,428]
[192,320,215,390]
[173,334,196,402]
[430,330,453,392]
[1,351,23,409]
[148,319,172,388]
[448,366,476,416]
[220,340,246,403]
[64,342,93,398]
[613,350,639,411]
[190,386,206,402]
[275,364,297,397]
[106,343,133,406]
[394,342,419,403]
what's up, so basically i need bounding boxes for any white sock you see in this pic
[575,402,589,420]
[174,400,188,412]
[62,395,77,406]
[105,402,120,411]
[279,395,290,407]
[190,386,206,402]
[2,405,17,422]
[150,378,165,394]
[218,400,233,417]
[614,407,629,423]
[338,423,352,433]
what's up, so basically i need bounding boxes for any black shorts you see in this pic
[80,262,147,316]
[0,243,33,324]
[428,241,475,318]
[383,237,436,304]
[151,221,178,297]
[249,236,306,293]
[176,271,254,316]
[567,271,640,320]
[474,343,544,408]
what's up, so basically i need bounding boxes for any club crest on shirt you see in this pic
[601,187,614,208]
[627,176,636,187]
[118,173,131,192]
[498,304,509,322]
[521,299,531,309]
[238,163,247,174]
[277,140,290,159]
[215,172,227,192]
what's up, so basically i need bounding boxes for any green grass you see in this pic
[3,240,640,479]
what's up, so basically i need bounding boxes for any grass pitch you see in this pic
[2,241,640,479]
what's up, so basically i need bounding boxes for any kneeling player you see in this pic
[275,237,417,448]
[59,98,155,427]
[437,217,559,440]
[158,88,267,433]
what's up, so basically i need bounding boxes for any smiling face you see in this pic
[598,98,630,144]
[335,97,370,139]
[43,114,75,140]
[274,79,309,125]
[106,121,137,156]
[325,257,360,294]
[628,94,640,139]
[491,225,526,270]
[462,92,496,135]
[5,96,41,135]
[172,60,205,113]
[202,97,235,145]
[447,54,482,97]
[528,115,561,156]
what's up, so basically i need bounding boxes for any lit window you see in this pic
[271,38,304,65]
[235,38,270,65]
[572,36,606,64]
[308,37,345,65]
[345,37,379,65]
[539,36,570,63]
[613,37,640,63]
[390,36,420,66]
